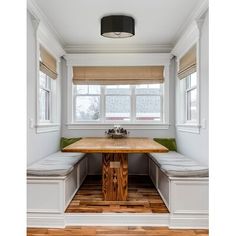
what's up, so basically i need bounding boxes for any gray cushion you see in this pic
[149,151,209,177]
[27,151,85,176]
[49,151,85,158]
[149,151,187,167]
[27,164,74,176]
[45,151,85,166]
[160,165,209,177]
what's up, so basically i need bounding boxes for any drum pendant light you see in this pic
[101,15,135,38]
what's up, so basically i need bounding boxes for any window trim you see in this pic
[36,41,61,133]
[72,85,163,123]
[73,94,102,122]
[66,64,170,130]
[72,84,165,125]
[172,20,202,134]
[39,73,52,122]
[134,84,163,123]
[104,93,132,122]
[184,74,197,123]
[175,55,200,133]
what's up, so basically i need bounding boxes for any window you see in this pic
[72,84,164,123]
[175,42,200,133]
[36,44,60,133]
[73,85,101,121]
[185,72,197,122]
[39,71,52,121]
[105,85,131,121]
[135,84,162,121]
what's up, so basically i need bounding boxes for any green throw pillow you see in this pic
[60,137,81,151]
[153,138,177,151]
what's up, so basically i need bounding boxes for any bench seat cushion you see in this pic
[27,163,74,176]
[46,152,85,166]
[27,152,85,176]
[160,164,209,177]
[149,151,209,177]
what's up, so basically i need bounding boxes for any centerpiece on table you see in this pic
[105,125,129,139]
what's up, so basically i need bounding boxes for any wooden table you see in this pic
[63,137,168,201]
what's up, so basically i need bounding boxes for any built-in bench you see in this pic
[27,137,208,228]
[27,151,88,215]
[148,141,209,228]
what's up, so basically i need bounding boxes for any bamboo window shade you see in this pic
[178,44,197,80]
[72,66,164,85]
[39,45,57,79]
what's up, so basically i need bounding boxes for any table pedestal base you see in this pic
[102,153,128,201]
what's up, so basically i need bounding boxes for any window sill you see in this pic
[36,123,60,133]
[66,123,170,130]
[176,123,201,134]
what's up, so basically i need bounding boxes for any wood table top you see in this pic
[62,137,169,153]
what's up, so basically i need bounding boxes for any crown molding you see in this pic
[27,0,208,55]
[27,0,65,47]
[27,10,40,31]
[171,21,200,58]
[64,44,173,54]
[37,23,66,58]
[171,4,208,59]
[171,0,209,45]
[64,53,172,67]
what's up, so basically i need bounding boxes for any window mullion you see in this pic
[49,87,52,122]
[160,94,163,123]
[101,85,105,123]
[131,85,135,122]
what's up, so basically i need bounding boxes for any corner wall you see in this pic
[175,12,209,166]
[27,11,61,165]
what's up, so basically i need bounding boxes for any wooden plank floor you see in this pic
[27,226,209,235]
[65,175,169,213]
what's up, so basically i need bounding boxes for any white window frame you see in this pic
[172,21,202,134]
[36,41,61,133]
[72,84,164,125]
[39,72,52,122]
[175,60,200,134]
[66,71,169,130]
[134,84,163,123]
[104,85,132,123]
[73,85,102,123]
[184,73,197,123]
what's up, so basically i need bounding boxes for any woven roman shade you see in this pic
[72,66,164,85]
[178,45,197,79]
[39,45,57,79]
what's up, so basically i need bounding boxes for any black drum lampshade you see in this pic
[101,15,135,38]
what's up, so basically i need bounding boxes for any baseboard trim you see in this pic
[27,212,208,229]
[27,214,65,228]
[65,213,169,226]
[169,214,209,229]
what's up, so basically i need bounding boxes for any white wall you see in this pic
[27,7,208,171]
[27,11,61,165]
[61,57,176,174]
[175,12,209,166]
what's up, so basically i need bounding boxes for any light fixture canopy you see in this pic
[101,15,135,38]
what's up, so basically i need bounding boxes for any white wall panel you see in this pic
[27,12,61,165]
[175,12,209,166]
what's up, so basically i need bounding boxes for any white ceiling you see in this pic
[33,0,204,52]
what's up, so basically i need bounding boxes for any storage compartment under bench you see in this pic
[27,156,88,214]
[149,158,209,215]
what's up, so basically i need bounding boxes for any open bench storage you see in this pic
[27,151,88,214]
